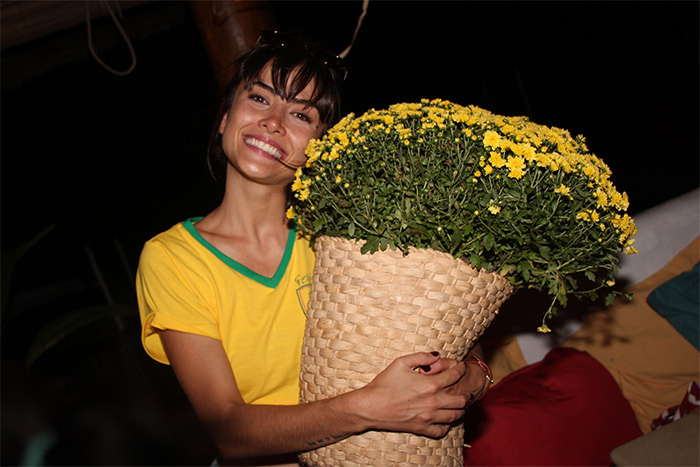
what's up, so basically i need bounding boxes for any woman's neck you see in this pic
[205,178,290,239]
[194,180,292,276]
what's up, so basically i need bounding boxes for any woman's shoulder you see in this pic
[141,218,203,260]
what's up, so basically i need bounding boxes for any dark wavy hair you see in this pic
[207,32,345,184]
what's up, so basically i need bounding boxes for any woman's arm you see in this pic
[160,330,467,461]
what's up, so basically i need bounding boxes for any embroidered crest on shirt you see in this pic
[295,273,312,317]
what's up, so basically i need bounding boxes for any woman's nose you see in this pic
[260,108,285,134]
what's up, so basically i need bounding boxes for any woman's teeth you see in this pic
[245,137,284,159]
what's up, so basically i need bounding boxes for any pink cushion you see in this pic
[464,347,643,466]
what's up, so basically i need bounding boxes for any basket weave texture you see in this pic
[299,236,514,466]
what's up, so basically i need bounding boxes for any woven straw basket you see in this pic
[299,236,514,467]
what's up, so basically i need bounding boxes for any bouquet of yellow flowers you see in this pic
[290,99,637,330]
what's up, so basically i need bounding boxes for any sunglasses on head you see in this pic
[256,30,348,81]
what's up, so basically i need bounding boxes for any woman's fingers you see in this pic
[400,351,442,372]
[418,357,453,374]
[427,360,467,390]
[358,352,468,436]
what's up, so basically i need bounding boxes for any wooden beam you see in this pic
[188,0,276,88]
[0,0,150,50]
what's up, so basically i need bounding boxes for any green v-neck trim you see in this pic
[182,217,296,288]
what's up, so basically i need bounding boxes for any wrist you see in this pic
[337,386,374,433]
[465,353,493,403]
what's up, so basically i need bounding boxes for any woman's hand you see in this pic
[421,345,491,403]
[352,352,468,438]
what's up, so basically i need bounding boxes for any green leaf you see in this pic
[483,233,495,251]
[379,237,389,251]
[347,223,356,237]
[558,291,568,307]
[25,304,136,368]
[469,254,482,270]
[605,292,616,306]
[450,229,463,252]
[361,236,380,254]
[461,223,473,237]
[2,225,56,331]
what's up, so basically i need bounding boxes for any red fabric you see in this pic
[652,380,700,429]
[463,347,643,466]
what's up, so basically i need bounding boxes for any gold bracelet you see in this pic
[466,353,494,402]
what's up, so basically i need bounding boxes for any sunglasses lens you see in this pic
[257,30,347,80]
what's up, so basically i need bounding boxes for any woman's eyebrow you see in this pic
[251,81,316,108]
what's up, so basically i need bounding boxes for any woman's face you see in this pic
[219,65,322,186]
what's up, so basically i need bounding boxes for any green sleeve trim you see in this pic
[181,217,296,289]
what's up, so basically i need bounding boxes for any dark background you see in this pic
[2,1,698,465]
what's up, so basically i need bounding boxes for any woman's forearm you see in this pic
[211,353,467,460]
[162,331,466,461]
[211,391,362,460]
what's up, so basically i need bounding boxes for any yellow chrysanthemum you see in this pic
[335,131,349,147]
[583,165,598,179]
[554,184,572,199]
[488,152,506,168]
[327,148,340,161]
[483,130,501,148]
[610,191,623,208]
[595,188,608,208]
[624,245,639,255]
[506,156,526,179]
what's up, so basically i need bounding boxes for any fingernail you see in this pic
[419,365,432,372]
[430,351,440,356]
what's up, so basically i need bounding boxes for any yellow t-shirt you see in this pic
[136,218,314,405]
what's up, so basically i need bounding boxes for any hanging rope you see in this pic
[86,0,137,76]
[339,0,369,59]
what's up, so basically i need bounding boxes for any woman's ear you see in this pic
[219,113,228,135]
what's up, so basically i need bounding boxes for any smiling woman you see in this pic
[218,72,322,174]
[134,31,490,466]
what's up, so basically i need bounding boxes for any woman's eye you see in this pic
[293,112,311,123]
[249,94,268,104]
